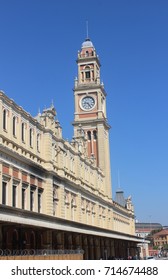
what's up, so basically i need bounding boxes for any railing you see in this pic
[78,53,94,58]
[0,249,84,257]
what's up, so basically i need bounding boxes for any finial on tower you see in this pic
[81,22,94,48]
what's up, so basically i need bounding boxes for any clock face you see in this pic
[81,96,95,110]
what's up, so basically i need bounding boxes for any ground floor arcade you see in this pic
[0,206,141,260]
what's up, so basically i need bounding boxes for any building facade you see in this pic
[153,229,168,248]
[135,223,163,239]
[0,38,141,259]
[135,222,163,259]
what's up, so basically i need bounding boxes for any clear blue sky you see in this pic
[0,0,168,225]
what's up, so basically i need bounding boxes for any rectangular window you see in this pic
[38,190,42,213]
[29,128,33,147]
[22,188,26,209]
[13,116,16,136]
[85,71,90,79]
[3,110,7,130]
[21,123,25,142]
[2,182,7,205]
[30,188,34,211]
[12,185,17,207]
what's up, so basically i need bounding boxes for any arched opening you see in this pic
[30,231,35,250]
[85,66,91,79]
[93,130,97,140]
[12,230,18,250]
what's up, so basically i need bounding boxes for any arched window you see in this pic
[30,187,34,211]
[30,232,35,249]
[12,184,17,207]
[2,182,7,205]
[87,131,91,141]
[93,130,97,140]
[13,116,16,136]
[3,109,7,130]
[85,66,91,79]
[21,123,25,142]
[12,230,18,250]
[29,128,33,147]
[37,133,40,152]
[38,189,42,213]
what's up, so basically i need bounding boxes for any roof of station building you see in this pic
[135,223,162,229]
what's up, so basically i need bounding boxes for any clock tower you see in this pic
[73,38,112,199]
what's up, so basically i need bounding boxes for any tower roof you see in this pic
[115,189,126,207]
[81,38,94,49]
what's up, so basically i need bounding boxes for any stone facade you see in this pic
[153,229,168,247]
[0,88,135,234]
[0,38,139,259]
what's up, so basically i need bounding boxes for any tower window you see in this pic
[93,130,97,140]
[85,71,90,79]
[85,66,91,79]
[87,131,91,141]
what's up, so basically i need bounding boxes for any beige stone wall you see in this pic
[0,90,135,236]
